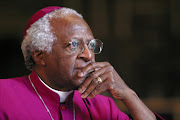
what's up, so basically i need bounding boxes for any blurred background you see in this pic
[0,0,179,119]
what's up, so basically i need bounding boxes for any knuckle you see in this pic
[90,92,96,98]
[108,71,113,77]
[107,65,114,71]
[91,62,96,68]
[107,72,114,82]
[85,89,91,94]
[82,82,88,88]
[92,79,98,84]
[108,83,114,90]
[90,72,98,79]
[106,71,113,77]
[111,78,115,83]
[95,85,101,91]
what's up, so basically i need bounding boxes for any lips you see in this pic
[74,61,93,70]
[74,65,87,70]
[74,66,86,71]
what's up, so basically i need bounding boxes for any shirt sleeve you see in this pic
[108,97,165,120]
[108,97,131,120]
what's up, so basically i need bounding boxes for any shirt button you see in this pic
[61,105,65,110]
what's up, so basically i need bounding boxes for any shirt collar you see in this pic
[38,76,74,103]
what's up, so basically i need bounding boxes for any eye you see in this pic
[69,39,82,53]
[90,42,95,48]
[88,40,95,49]
[71,41,79,48]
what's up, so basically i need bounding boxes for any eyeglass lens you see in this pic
[70,39,103,54]
[88,39,103,54]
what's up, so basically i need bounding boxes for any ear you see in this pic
[32,51,46,67]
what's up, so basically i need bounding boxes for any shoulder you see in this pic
[0,75,28,90]
[0,75,28,83]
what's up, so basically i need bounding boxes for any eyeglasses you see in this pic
[67,39,103,55]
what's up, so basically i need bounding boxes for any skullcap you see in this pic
[23,6,62,39]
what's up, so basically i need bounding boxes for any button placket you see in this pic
[61,104,66,110]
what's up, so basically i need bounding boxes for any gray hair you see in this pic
[21,8,83,70]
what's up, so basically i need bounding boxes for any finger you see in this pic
[80,78,99,98]
[81,70,113,98]
[88,83,107,99]
[78,62,110,77]
[88,71,114,99]
[78,65,110,93]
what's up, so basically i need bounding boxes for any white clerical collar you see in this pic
[38,76,73,103]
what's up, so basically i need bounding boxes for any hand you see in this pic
[77,62,131,100]
[77,62,157,120]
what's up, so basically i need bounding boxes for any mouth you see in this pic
[75,67,94,75]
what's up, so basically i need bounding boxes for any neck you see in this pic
[37,73,74,102]
[33,67,75,91]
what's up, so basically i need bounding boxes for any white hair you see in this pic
[21,8,83,70]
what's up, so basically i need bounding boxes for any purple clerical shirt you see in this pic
[0,71,164,120]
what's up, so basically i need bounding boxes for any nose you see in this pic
[77,45,94,62]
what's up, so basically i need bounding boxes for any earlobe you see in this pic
[32,51,46,67]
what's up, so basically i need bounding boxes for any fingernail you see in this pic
[78,72,84,77]
[81,93,86,98]
[78,88,83,93]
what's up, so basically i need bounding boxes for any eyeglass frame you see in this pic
[53,39,103,55]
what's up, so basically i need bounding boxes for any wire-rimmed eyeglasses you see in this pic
[68,39,103,55]
[53,39,103,55]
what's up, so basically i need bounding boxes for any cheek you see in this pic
[50,47,78,78]
[60,56,77,75]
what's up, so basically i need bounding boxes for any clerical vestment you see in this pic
[0,71,164,120]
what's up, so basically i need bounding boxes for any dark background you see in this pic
[0,0,179,119]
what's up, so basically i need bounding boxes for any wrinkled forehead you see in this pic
[49,14,94,42]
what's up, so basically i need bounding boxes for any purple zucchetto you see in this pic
[23,6,62,39]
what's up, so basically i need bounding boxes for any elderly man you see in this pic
[0,6,164,120]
